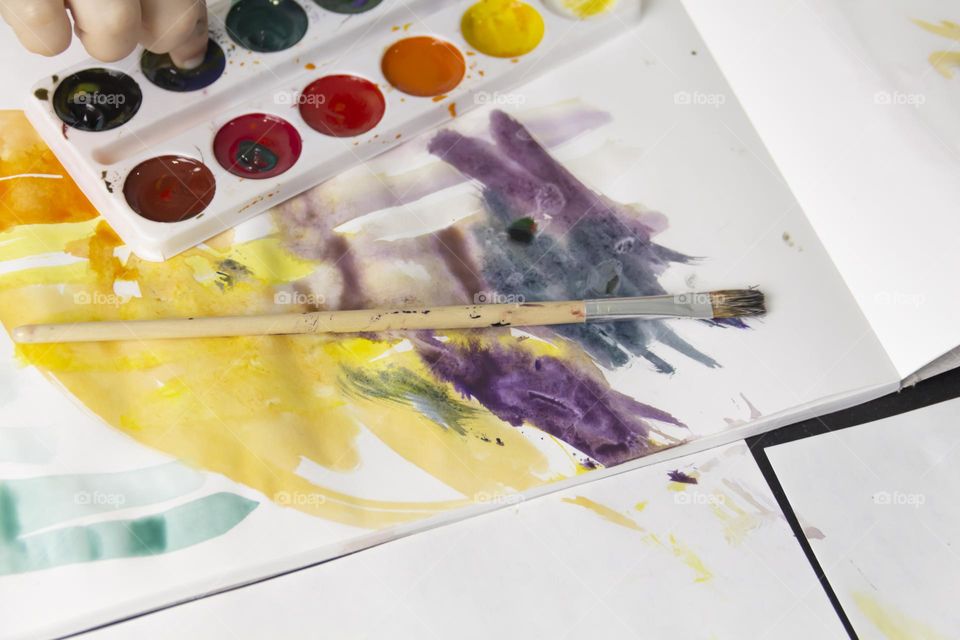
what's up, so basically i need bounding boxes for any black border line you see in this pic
[746,366,960,640]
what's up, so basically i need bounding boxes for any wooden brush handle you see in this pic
[12,301,588,344]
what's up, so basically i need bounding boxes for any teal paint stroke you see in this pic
[0,492,257,575]
[0,463,258,575]
[1,463,203,536]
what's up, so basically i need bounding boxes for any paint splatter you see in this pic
[668,470,698,484]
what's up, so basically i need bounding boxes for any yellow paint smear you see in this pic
[562,495,644,532]
[0,110,560,529]
[668,533,713,583]
[914,19,960,78]
[853,592,947,640]
[554,0,618,20]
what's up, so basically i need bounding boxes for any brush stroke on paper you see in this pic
[0,104,748,548]
[914,18,960,78]
[0,464,256,575]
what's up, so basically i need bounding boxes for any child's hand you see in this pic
[1,0,208,68]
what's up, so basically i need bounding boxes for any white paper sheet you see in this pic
[0,1,898,637]
[682,0,960,380]
[82,441,846,640]
[767,397,960,639]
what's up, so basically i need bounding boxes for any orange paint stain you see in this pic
[0,112,97,232]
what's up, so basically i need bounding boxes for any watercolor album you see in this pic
[1,0,959,637]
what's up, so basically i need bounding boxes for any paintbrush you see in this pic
[11,289,765,344]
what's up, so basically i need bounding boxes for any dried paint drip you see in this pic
[52,68,142,132]
[213,113,302,179]
[123,156,216,223]
[313,0,383,14]
[460,0,545,58]
[226,0,309,53]
[141,39,226,92]
[542,0,619,20]
[381,36,466,97]
[299,74,386,137]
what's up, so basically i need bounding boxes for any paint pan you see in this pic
[25,0,641,261]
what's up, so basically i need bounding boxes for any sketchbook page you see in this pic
[766,397,960,639]
[86,442,847,640]
[0,1,897,637]
[681,0,960,380]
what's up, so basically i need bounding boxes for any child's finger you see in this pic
[0,0,72,56]
[68,0,141,62]
[168,3,208,69]
[139,0,208,68]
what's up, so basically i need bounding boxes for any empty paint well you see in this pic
[53,68,142,132]
[381,36,466,97]
[141,39,226,92]
[226,0,309,53]
[214,113,303,179]
[299,75,386,137]
[124,156,216,223]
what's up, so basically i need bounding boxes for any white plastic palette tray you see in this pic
[26,0,643,261]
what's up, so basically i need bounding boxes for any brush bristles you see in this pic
[709,289,766,318]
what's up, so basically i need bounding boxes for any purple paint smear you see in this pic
[414,334,683,467]
[427,110,737,372]
[668,470,698,484]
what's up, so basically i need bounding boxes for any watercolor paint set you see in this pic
[24,0,642,261]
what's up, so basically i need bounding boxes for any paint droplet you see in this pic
[461,0,545,58]
[507,216,537,243]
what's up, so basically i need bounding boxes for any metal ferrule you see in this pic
[584,294,715,321]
